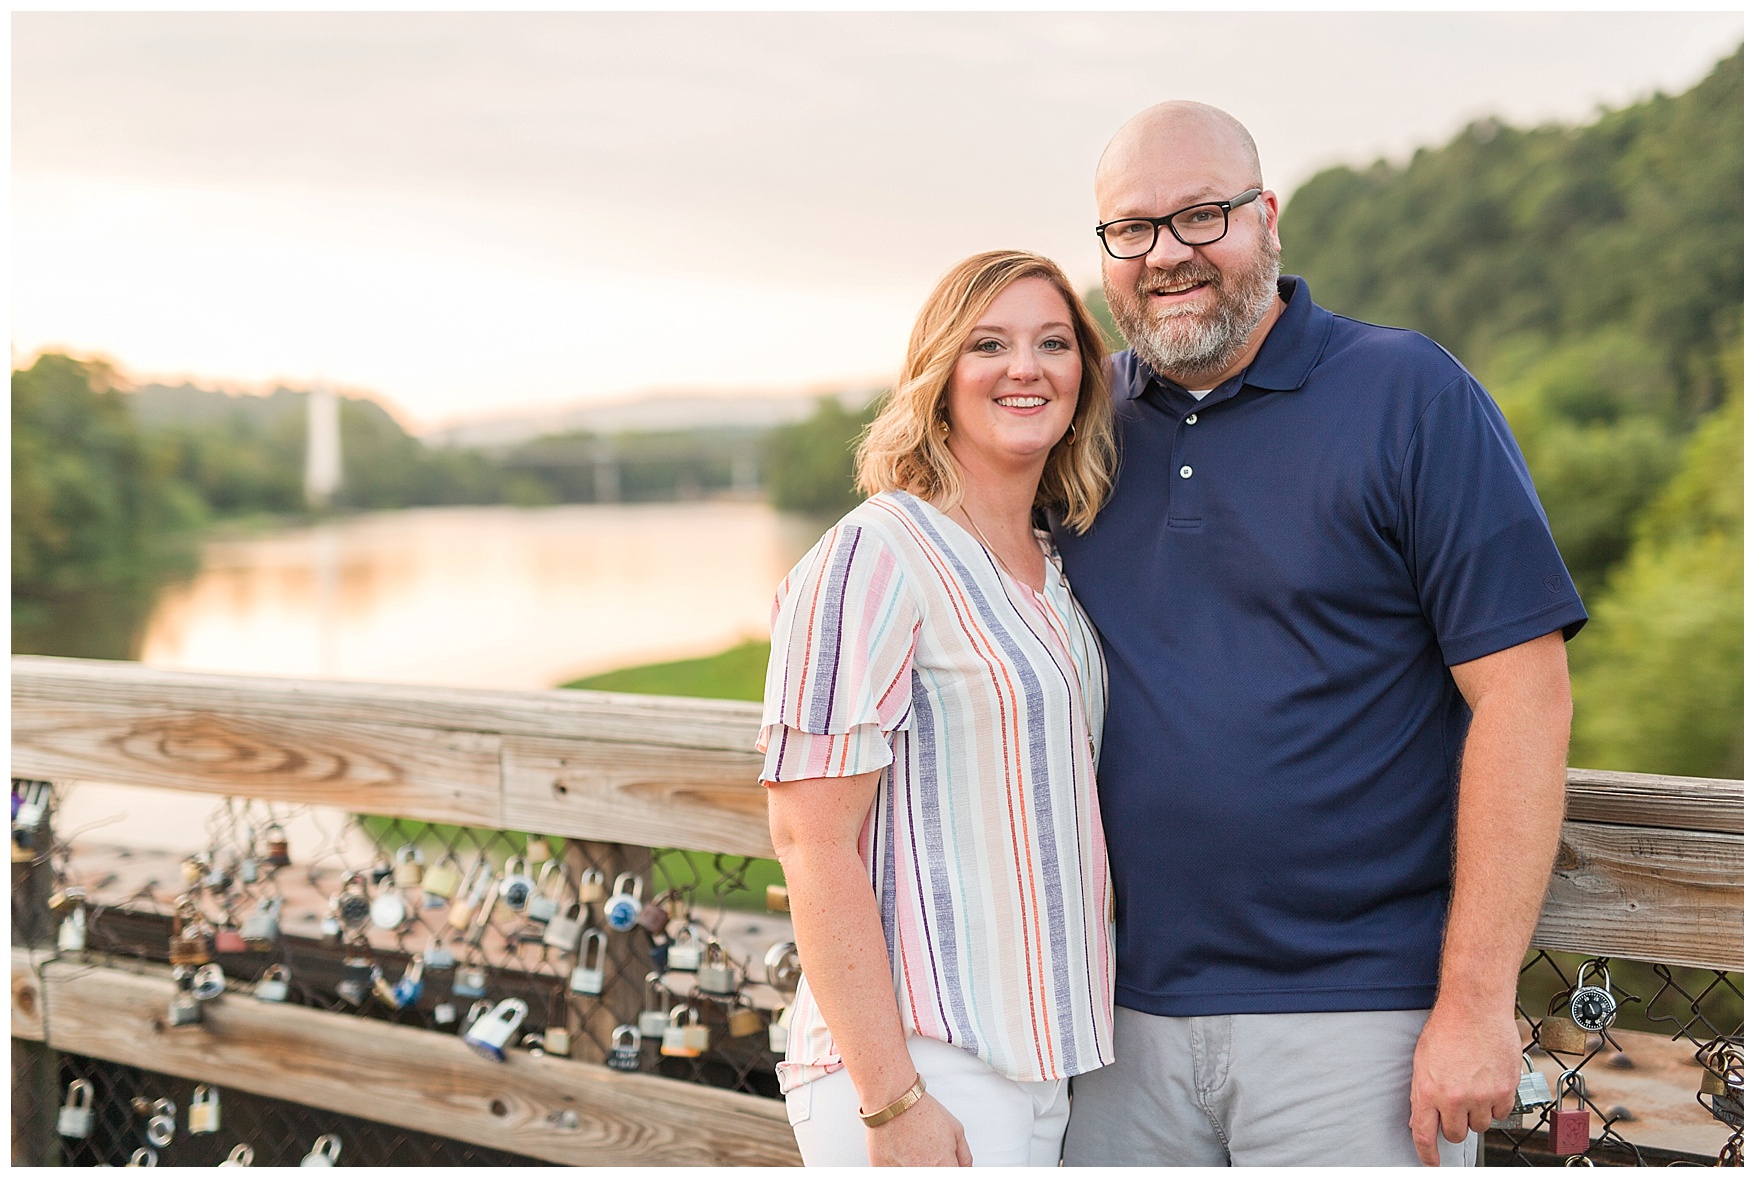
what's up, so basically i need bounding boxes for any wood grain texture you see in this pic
[1565,767,1743,834]
[31,956,800,1167]
[12,699,503,826]
[1532,822,1743,971]
[11,948,46,1042]
[502,735,771,857]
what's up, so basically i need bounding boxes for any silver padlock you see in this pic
[668,924,704,972]
[191,962,227,1002]
[764,941,802,993]
[332,873,372,932]
[169,972,204,1027]
[697,940,737,995]
[423,936,456,970]
[369,878,409,931]
[128,1147,159,1167]
[499,855,536,914]
[603,872,643,931]
[570,928,608,996]
[240,897,281,947]
[188,1085,221,1135]
[462,998,493,1033]
[58,907,88,952]
[300,1134,342,1167]
[256,963,292,1003]
[13,780,50,838]
[543,901,585,951]
[578,868,607,904]
[527,860,565,924]
[1516,1053,1553,1110]
[433,1000,457,1026]
[463,997,529,1061]
[1569,961,1617,1032]
[393,843,425,888]
[239,855,261,884]
[146,1098,177,1147]
[57,1079,95,1139]
[769,1004,791,1054]
[606,1024,643,1071]
[219,1144,255,1167]
[452,961,488,999]
[639,972,672,1038]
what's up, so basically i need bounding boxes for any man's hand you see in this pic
[866,1093,973,1166]
[1408,999,1520,1166]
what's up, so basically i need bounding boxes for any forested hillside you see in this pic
[1278,46,1742,777]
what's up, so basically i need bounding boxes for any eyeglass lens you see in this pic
[1101,204,1232,257]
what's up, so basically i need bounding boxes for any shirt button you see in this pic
[1179,465,1193,479]
[1185,414,1198,425]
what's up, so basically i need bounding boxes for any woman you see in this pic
[759,250,1118,1166]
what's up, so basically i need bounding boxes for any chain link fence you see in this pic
[13,780,796,1166]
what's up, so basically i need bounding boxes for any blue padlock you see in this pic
[463,997,528,1061]
[603,873,643,932]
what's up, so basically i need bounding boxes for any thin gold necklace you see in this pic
[958,504,1037,591]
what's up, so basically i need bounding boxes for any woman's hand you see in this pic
[865,1093,973,1166]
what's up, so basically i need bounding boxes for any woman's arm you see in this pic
[768,770,972,1167]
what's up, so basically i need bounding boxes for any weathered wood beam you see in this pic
[15,953,800,1167]
[11,948,46,1042]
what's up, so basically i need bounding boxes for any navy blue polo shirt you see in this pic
[1053,276,1587,1017]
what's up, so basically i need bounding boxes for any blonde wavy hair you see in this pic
[854,250,1116,533]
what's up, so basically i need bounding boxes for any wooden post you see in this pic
[565,840,650,1065]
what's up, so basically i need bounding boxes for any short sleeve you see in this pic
[1401,374,1589,666]
[757,523,921,782]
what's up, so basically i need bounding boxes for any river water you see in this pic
[57,501,827,849]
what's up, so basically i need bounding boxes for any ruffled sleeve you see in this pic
[757,522,920,783]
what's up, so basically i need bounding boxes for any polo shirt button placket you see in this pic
[1185,414,1198,425]
[1179,465,1193,479]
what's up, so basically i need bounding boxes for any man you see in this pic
[1053,102,1586,1166]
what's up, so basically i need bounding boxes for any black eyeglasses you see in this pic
[1094,188,1263,260]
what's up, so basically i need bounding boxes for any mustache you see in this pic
[1136,261,1223,296]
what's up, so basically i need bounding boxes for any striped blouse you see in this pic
[758,490,1113,1093]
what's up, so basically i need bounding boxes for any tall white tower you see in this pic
[305,379,342,508]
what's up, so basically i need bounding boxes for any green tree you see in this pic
[764,396,878,515]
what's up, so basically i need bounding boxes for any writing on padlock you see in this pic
[1548,1071,1591,1156]
[256,964,292,1003]
[188,1085,221,1135]
[219,1144,255,1167]
[463,997,529,1061]
[570,928,608,996]
[1568,961,1617,1033]
[606,1024,643,1071]
[697,939,738,995]
[603,873,643,931]
[527,860,565,924]
[300,1134,342,1167]
[393,843,425,888]
[57,1079,95,1139]
[639,973,672,1039]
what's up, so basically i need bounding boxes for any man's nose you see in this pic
[1143,224,1196,270]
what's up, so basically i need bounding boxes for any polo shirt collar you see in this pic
[1119,275,1334,401]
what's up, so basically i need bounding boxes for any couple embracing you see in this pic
[756,102,1586,1167]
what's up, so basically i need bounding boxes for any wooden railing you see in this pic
[9,655,1746,1164]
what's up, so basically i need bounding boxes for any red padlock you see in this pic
[1548,1073,1591,1156]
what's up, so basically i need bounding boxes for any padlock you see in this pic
[128,1147,159,1167]
[764,941,802,993]
[499,855,536,914]
[393,843,425,888]
[57,1079,95,1139]
[1538,990,1588,1054]
[668,924,704,972]
[527,834,554,863]
[369,878,410,930]
[570,928,608,996]
[188,1085,221,1135]
[219,1144,255,1167]
[58,907,88,952]
[169,969,204,1026]
[520,1031,548,1056]
[12,780,50,841]
[579,868,607,904]
[453,961,489,999]
[190,962,227,1002]
[263,823,290,868]
[48,883,86,913]
[332,873,372,932]
[769,1004,790,1054]
[606,1024,643,1071]
[463,998,494,1032]
[1569,961,1617,1033]
[1515,1053,1553,1110]
[239,856,261,884]
[336,956,378,1006]
[543,901,586,951]
[727,994,765,1038]
[603,873,643,931]
[1548,1072,1591,1156]
[527,860,565,924]
[170,911,215,966]
[424,936,457,970]
[463,997,529,1061]
[146,1097,177,1147]
[213,923,248,954]
[300,1134,342,1167]
[422,859,463,906]
[433,1000,457,1026]
[766,884,790,912]
[661,1004,705,1057]
[543,1025,572,1057]
[368,854,395,886]
[241,897,282,948]
[683,1007,711,1053]
[376,956,424,1010]
[256,964,291,1002]
[697,940,737,995]
[635,897,671,935]
[205,859,234,892]
[1702,1066,1730,1096]
[639,973,672,1038]
[449,860,493,931]
[181,855,208,886]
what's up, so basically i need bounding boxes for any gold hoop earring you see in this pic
[1064,421,1078,444]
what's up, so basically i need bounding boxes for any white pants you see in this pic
[786,1035,1070,1166]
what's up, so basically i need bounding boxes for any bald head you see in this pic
[1096,102,1262,217]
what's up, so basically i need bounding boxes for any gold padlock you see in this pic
[726,995,765,1039]
[1538,991,1587,1054]
[766,884,790,913]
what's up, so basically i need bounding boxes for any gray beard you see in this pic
[1105,235,1281,386]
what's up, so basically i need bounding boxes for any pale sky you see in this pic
[12,11,1744,432]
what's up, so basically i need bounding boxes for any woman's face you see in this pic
[943,276,1083,476]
